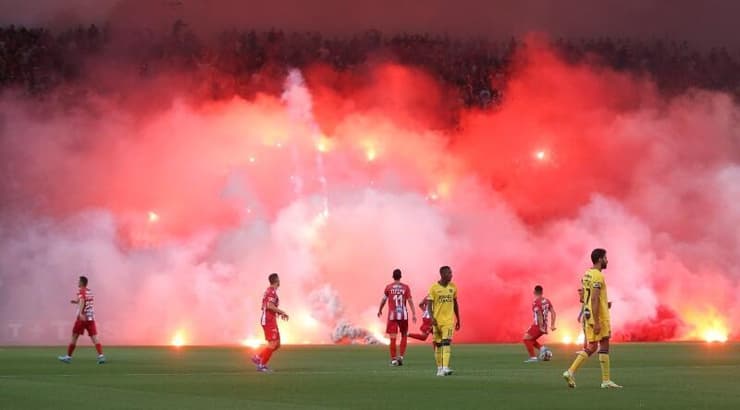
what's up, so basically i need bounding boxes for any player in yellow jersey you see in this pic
[563,248,622,389]
[427,265,460,376]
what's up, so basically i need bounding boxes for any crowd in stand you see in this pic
[2,22,739,107]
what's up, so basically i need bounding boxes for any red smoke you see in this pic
[1,37,738,345]
[617,305,684,342]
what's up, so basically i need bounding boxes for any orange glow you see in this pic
[300,312,319,328]
[366,147,377,161]
[703,329,728,343]
[559,329,585,345]
[241,338,264,349]
[683,310,730,343]
[535,150,546,160]
[368,322,390,345]
[316,136,332,153]
[148,211,159,223]
[171,331,186,347]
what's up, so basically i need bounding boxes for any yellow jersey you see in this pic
[428,282,457,326]
[581,268,609,323]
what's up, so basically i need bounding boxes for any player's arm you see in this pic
[591,286,601,332]
[266,301,288,320]
[454,298,460,330]
[427,297,436,326]
[407,296,417,322]
[536,309,545,332]
[377,295,387,318]
[550,305,557,331]
[77,296,86,320]
[576,288,584,323]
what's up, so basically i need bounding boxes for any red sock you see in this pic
[67,344,76,356]
[408,333,429,341]
[532,340,541,350]
[259,347,274,365]
[399,335,408,357]
[389,338,397,358]
[524,340,535,357]
[95,343,103,355]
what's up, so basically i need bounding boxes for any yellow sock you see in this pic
[441,345,451,368]
[434,346,443,367]
[568,351,589,374]
[599,353,610,381]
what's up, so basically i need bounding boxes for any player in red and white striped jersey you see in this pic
[58,276,105,364]
[523,285,557,362]
[408,299,433,341]
[377,269,416,365]
[251,273,289,372]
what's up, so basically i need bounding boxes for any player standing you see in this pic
[408,299,433,342]
[427,266,460,376]
[377,269,416,365]
[563,249,622,388]
[523,285,556,362]
[58,276,105,364]
[251,273,289,372]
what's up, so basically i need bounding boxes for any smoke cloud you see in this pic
[0,36,738,345]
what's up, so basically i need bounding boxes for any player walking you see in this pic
[563,249,622,388]
[377,269,416,365]
[408,299,433,342]
[58,276,105,364]
[252,273,289,372]
[427,266,460,376]
[523,285,556,362]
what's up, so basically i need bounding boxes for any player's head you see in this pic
[590,248,608,270]
[78,276,88,287]
[268,273,280,288]
[439,266,452,284]
[534,285,543,296]
[419,299,428,309]
[392,269,402,281]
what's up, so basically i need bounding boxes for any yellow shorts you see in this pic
[584,320,611,342]
[433,323,455,343]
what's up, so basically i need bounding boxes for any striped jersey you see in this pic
[384,282,412,321]
[76,287,95,321]
[532,297,553,329]
[261,286,279,326]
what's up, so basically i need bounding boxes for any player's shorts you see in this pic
[433,323,455,343]
[584,319,611,342]
[262,323,281,343]
[72,320,98,336]
[386,319,409,335]
[419,318,433,334]
[525,324,546,340]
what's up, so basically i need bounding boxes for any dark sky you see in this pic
[1,0,738,47]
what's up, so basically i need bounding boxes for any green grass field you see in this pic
[1,343,738,409]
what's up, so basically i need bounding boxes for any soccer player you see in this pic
[427,265,460,376]
[408,299,433,342]
[251,273,289,372]
[563,249,622,389]
[523,285,556,362]
[58,276,105,364]
[377,269,416,365]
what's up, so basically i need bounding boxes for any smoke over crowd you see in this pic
[0,24,738,346]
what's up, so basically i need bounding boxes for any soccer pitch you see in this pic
[1,343,738,409]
